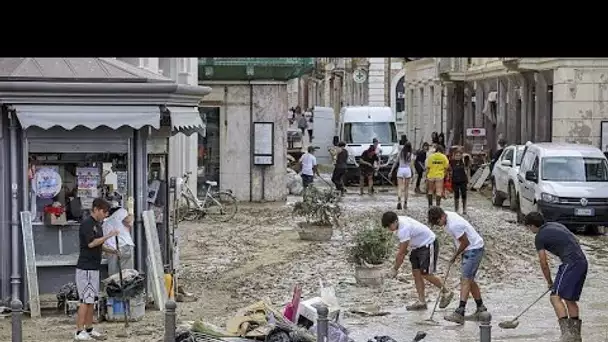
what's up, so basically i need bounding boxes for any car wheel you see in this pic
[491,179,505,207]
[508,182,518,211]
[584,225,600,235]
[516,200,525,224]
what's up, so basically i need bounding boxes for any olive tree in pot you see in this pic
[348,224,393,287]
[292,186,342,241]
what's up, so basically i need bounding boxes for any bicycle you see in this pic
[176,172,238,222]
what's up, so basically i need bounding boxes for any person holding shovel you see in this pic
[524,212,587,341]
[103,207,135,275]
[382,211,454,311]
[427,206,486,325]
[358,144,379,195]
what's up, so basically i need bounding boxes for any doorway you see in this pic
[198,107,220,196]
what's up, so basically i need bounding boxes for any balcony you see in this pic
[198,58,314,81]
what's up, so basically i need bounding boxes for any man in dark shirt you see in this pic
[490,139,506,172]
[358,145,379,195]
[74,198,118,341]
[331,141,348,195]
[524,212,587,341]
[414,142,429,193]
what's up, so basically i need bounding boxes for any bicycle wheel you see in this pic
[204,191,238,222]
[177,195,198,222]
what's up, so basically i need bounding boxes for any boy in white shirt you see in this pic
[382,211,454,311]
[428,206,487,324]
[299,146,319,189]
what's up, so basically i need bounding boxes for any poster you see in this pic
[76,167,100,208]
[254,122,273,155]
[116,171,127,196]
[34,167,62,199]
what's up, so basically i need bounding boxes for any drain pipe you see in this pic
[249,83,254,202]
[8,110,21,301]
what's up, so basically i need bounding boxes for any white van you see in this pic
[310,106,336,165]
[516,143,608,232]
[335,106,399,185]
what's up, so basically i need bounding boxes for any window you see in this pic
[29,153,129,223]
[520,150,536,172]
[343,122,398,144]
[541,157,608,182]
[515,147,525,166]
[501,148,514,163]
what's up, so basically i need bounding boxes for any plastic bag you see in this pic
[319,280,339,310]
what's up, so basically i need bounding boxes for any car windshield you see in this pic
[515,147,525,165]
[541,157,608,182]
[344,122,397,144]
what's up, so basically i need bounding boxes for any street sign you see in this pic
[353,68,367,84]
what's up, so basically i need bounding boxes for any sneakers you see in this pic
[74,331,92,341]
[444,310,465,325]
[438,290,454,309]
[405,301,427,311]
[464,305,487,321]
[88,329,107,340]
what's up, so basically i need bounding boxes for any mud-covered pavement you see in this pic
[2,176,608,341]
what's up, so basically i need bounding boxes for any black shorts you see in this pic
[409,239,439,275]
[552,260,588,301]
[360,167,374,178]
[453,182,467,199]
[302,174,314,188]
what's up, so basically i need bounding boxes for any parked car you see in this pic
[491,144,525,210]
[516,143,608,233]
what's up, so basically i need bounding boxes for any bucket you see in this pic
[105,294,146,322]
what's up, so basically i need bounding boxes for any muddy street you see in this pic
[2,181,607,341]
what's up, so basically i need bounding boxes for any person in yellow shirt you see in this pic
[426,145,450,207]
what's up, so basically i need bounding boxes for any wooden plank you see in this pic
[142,210,168,311]
[20,211,41,318]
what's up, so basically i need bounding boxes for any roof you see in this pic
[0,58,173,83]
[530,143,604,157]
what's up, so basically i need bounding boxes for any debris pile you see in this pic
[287,169,304,195]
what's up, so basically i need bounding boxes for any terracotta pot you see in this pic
[297,222,333,241]
[354,264,384,287]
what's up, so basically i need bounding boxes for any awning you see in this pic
[167,106,205,136]
[13,105,160,130]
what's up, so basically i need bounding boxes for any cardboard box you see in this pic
[44,212,67,226]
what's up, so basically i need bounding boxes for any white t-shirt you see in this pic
[300,153,317,176]
[396,216,436,249]
[444,211,484,251]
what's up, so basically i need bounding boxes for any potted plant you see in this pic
[348,224,393,287]
[292,185,342,241]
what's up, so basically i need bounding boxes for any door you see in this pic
[519,153,538,214]
[198,107,220,196]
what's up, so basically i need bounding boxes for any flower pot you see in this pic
[297,222,333,241]
[354,264,384,287]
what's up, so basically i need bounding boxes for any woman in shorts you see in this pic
[390,142,413,210]
[425,145,450,207]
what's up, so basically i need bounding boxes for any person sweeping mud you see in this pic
[299,146,320,189]
[425,145,449,207]
[428,206,487,325]
[524,212,587,341]
[390,142,413,210]
[358,144,379,195]
[382,211,454,311]
[450,149,470,215]
[331,141,348,195]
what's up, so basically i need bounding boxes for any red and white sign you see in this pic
[466,128,486,137]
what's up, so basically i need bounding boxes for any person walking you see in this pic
[306,109,314,143]
[297,114,308,138]
[390,141,413,210]
[414,142,429,193]
[74,198,118,341]
[450,149,470,215]
[425,145,450,207]
[523,212,587,341]
[382,211,454,311]
[428,206,487,325]
[299,146,319,189]
[331,141,348,195]
[103,207,135,276]
[358,144,379,195]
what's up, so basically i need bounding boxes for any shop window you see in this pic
[28,153,128,224]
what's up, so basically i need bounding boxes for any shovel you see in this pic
[498,288,551,329]
[114,237,130,338]
[417,262,453,326]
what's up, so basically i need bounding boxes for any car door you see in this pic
[519,153,539,214]
[497,148,514,192]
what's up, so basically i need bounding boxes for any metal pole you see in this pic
[9,111,21,301]
[478,311,492,342]
[164,300,177,342]
[316,304,329,342]
[11,298,22,342]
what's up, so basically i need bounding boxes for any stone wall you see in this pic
[201,81,288,202]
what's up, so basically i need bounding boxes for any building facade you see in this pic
[117,58,200,192]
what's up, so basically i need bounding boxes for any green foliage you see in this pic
[348,222,393,266]
[292,185,342,226]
